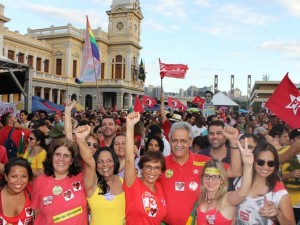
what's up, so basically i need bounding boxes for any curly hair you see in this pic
[93,147,120,195]
[43,138,82,177]
[144,135,164,153]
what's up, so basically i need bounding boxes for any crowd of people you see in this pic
[0,93,299,225]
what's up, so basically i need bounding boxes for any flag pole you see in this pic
[92,57,101,107]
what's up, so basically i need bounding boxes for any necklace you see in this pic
[206,198,216,204]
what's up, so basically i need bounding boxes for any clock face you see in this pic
[116,21,124,30]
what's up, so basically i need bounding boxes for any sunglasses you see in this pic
[256,159,275,167]
[87,142,98,148]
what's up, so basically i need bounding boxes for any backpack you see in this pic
[3,128,18,159]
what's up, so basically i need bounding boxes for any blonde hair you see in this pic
[199,159,228,209]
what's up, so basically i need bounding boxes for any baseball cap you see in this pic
[289,128,300,140]
[254,127,267,136]
[48,125,65,138]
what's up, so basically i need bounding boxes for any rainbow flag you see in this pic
[78,16,101,83]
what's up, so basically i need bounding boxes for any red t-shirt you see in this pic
[159,152,211,225]
[31,172,88,225]
[123,178,167,225]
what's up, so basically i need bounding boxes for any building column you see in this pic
[32,86,35,96]
[49,89,53,102]
[65,43,71,77]
[40,87,45,99]
[116,92,123,110]
[57,89,61,104]
[9,94,14,102]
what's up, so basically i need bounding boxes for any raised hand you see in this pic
[223,125,239,145]
[126,112,140,127]
[259,196,279,219]
[237,138,254,166]
[74,125,91,140]
[65,100,76,112]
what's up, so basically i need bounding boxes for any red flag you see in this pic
[265,73,300,129]
[168,97,187,112]
[134,96,144,113]
[192,96,205,109]
[142,95,157,107]
[159,58,188,79]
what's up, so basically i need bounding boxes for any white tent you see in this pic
[212,92,239,106]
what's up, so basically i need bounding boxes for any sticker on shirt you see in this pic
[206,215,216,224]
[43,196,53,206]
[239,210,249,222]
[175,182,185,191]
[25,207,34,217]
[53,206,83,223]
[165,169,173,178]
[72,181,82,191]
[104,192,115,201]
[142,191,158,217]
[189,181,198,191]
[63,189,74,201]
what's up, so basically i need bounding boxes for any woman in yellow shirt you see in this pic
[22,129,47,177]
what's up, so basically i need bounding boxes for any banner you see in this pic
[265,73,300,129]
[0,102,19,117]
[159,59,188,79]
[142,95,157,107]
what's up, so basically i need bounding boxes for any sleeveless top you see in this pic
[0,188,34,225]
[87,176,125,225]
[196,207,232,225]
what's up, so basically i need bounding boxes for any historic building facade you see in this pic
[0,0,144,111]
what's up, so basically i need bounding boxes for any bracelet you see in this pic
[230,145,239,149]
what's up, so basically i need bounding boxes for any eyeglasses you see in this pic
[87,142,98,148]
[143,165,162,172]
[202,174,221,181]
[256,159,275,167]
[28,137,36,141]
[97,159,113,165]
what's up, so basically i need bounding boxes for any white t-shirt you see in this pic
[191,125,207,138]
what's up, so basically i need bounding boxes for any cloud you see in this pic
[277,0,300,17]
[258,40,300,56]
[15,2,108,29]
[151,0,189,19]
[215,4,276,26]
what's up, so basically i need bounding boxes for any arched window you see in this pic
[111,55,125,79]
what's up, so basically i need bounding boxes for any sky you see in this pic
[2,0,300,95]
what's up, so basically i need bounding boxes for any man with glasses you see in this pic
[159,121,211,225]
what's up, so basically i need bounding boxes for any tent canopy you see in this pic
[212,92,239,106]
[32,96,65,114]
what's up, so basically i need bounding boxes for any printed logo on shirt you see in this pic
[53,206,83,223]
[62,189,74,201]
[72,181,82,191]
[142,191,158,217]
[193,161,205,167]
[239,210,249,222]
[43,196,53,206]
[189,181,198,191]
[206,215,216,224]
